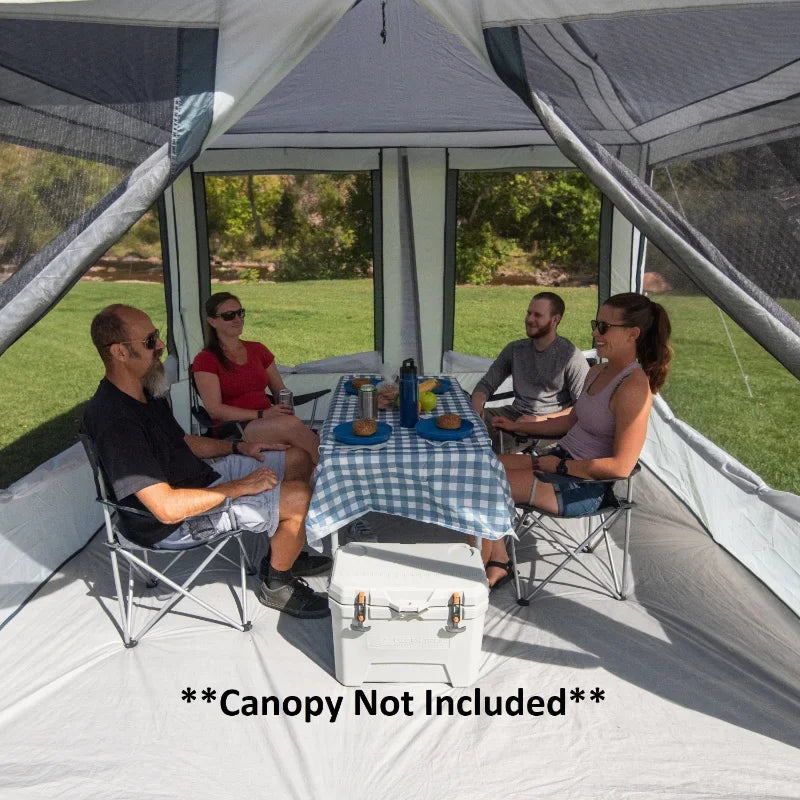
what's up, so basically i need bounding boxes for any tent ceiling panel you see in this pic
[209,129,573,149]
[0,17,184,115]
[0,65,166,147]
[511,6,800,159]
[474,0,794,26]
[0,0,219,26]
[194,147,380,174]
[565,7,800,125]
[210,129,591,149]
[448,144,576,170]
[220,0,539,146]
[647,97,800,166]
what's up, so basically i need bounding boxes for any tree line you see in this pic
[203,170,600,284]
[0,143,602,284]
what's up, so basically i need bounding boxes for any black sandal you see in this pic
[486,560,515,591]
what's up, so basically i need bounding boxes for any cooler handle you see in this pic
[445,592,465,633]
[351,591,371,632]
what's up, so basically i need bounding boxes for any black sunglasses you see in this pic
[216,308,246,321]
[590,320,631,335]
[106,329,160,350]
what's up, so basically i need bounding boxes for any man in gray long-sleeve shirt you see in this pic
[471,292,589,452]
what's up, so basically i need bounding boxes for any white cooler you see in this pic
[328,541,489,687]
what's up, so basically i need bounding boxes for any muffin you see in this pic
[436,413,461,430]
[352,418,378,436]
[351,377,372,390]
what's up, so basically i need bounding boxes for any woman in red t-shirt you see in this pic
[192,292,320,465]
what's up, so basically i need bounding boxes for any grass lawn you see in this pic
[0,280,797,493]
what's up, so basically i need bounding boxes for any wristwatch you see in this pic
[556,457,569,476]
[231,440,241,455]
[257,409,264,419]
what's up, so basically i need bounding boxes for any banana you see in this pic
[418,378,439,393]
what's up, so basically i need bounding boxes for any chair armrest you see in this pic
[487,390,515,402]
[100,496,232,521]
[533,461,640,486]
[266,388,331,406]
[533,472,610,486]
[294,388,331,406]
[191,406,245,439]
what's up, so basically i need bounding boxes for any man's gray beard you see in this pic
[144,360,170,398]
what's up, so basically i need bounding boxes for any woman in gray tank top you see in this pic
[484,293,673,589]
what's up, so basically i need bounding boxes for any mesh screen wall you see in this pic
[0,17,216,354]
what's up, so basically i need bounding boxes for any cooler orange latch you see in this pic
[351,590,371,632]
[446,592,465,633]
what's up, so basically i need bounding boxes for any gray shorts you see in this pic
[156,452,285,547]
[484,405,527,454]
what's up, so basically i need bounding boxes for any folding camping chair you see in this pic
[79,432,257,647]
[189,373,330,437]
[507,464,640,605]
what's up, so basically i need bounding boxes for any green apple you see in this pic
[419,391,437,412]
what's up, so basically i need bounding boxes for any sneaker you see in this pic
[348,517,378,543]
[257,577,330,619]
[259,550,332,580]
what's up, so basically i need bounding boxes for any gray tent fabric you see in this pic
[480,21,800,378]
[0,19,217,355]
[0,479,798,798]
[527,88,800,378]
[222,0,539,145]
[0,4,798,792]
[0,0,797,599]
[0,0,355,355]
[0,146,172,355]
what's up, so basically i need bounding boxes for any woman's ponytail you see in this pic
[604,293,673,393]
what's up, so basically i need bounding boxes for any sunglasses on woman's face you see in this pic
[216,308,246,321]
[591,320,630,335]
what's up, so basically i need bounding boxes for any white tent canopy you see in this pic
[0,2,799,793]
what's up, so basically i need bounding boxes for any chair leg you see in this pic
[125,561,137,645]
[108,548,136,647]
[507,533,527,606]
[119,539,250,643]
[602,529,623,599]
[620,505,632,600]
[522,509,625,602]
[511,510,542,605]
[236,535,253,631]
[619,474,636,600]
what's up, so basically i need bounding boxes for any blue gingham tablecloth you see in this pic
[306,376,516,545]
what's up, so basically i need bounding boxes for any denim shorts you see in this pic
[544,446,610,517]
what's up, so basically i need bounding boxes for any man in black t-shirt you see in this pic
[83,304,329,619]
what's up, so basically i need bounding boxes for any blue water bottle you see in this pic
[399,358,419,428]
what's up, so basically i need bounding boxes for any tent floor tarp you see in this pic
[0,468,798,798]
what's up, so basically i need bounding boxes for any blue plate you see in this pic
[420,377,451,395]
[344,377,381,396]
[415,416,474,441]
[333,420,393,446]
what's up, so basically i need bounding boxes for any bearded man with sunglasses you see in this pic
[81,304,330,619]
